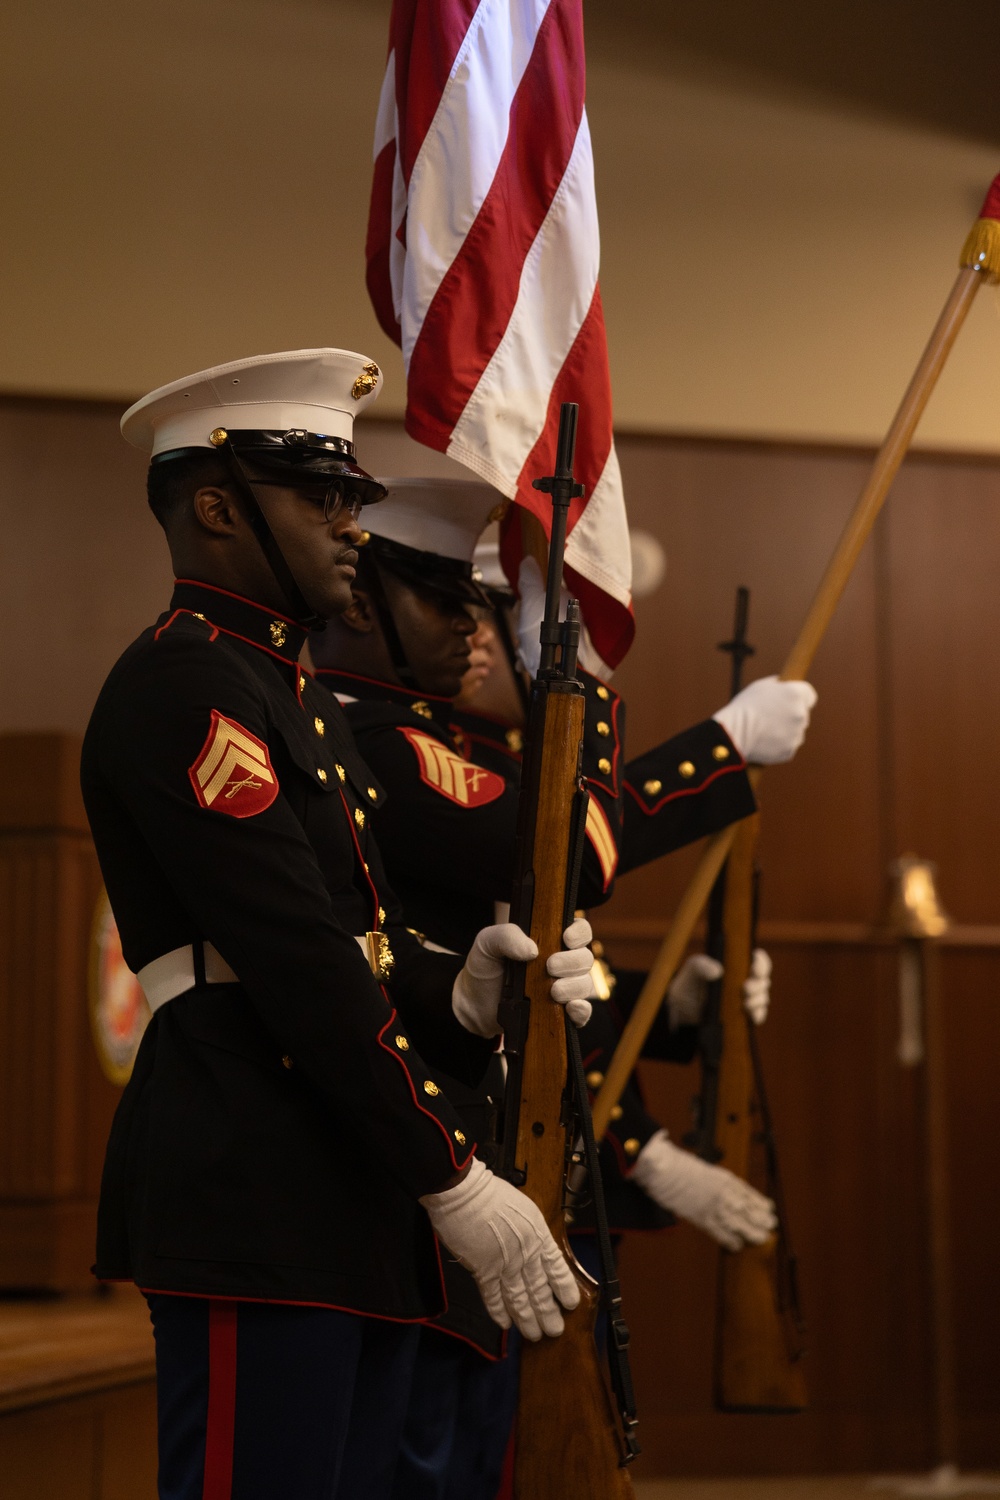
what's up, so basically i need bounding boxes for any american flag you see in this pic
[365,0,634,670]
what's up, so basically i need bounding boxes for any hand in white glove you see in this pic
[516,556,604,677]
[629,1131,776,1251]
[743,947,772,1025]
[420,1158,580,1340]
[666,953,723,1029]
[712,675,817,765]
[452,920,595,1038]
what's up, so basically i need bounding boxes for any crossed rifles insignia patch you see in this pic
[400,728,505,809]
[189,711,279,818]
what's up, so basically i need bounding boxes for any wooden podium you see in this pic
[0,733,124,1291]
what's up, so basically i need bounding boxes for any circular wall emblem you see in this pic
[88,889,150,1086]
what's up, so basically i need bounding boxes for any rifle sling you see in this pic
[565,1016,641,1462]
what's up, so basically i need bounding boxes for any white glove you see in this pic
[420,1158,580,1340]
[630,1131,777,1251]
[712,675,817,765]
[452,920,595,1038]
[743,947,772,1025]
[666,953,723,1029]
[516,556,603,677]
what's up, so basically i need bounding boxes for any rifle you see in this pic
[499,403,638,1499]
[686,588,806,1411]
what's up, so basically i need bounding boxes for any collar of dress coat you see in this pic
[170,579,309,666]
[313,666,453,727]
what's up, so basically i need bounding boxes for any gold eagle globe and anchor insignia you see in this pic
[351,362,381,400]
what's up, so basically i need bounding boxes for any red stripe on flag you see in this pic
[501,286,635,666]
[366,139,403,345]
[202,1300,238,1500]
[514,284,613,532]
[392,0,483,186]
[405,0,585,447]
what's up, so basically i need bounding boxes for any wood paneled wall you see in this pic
[596,435,1000,1474]
[1,400,999,1474]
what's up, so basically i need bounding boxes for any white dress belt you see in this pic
[137,936,384,1013]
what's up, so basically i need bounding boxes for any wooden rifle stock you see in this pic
[712,814,807,1410]
[501,403,635,1497]
[510,691,633,1498]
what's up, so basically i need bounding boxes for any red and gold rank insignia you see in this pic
[584,794,618,890]
[188,711,278,818]
[400,727,505,809]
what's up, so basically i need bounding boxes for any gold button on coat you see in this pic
[378,906,386,925]
[335,764,346,781]
[505,728,524,753]
[596,721,610,737]
[354,807,365,828]
[644,779,662,797]
[395,1035,409,1051]
[367,787,378,800]
[713,744,730,760]
[411,701,432,719]
[598,757,611,775]
[281,1055,294,1070]
[596,684,610,700]
[299,675,306,691]
[455,1130,467,1146]
[586,1070,604,1089]
[314,717,325,736]
[624,1137,641,1156]
[269,621,287,648]
[609,1104,624,1121]
[678,761,696,778]
[423,1080,440,1097]
[317,768,328,783]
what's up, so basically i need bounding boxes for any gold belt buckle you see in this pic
[364,930,394,982]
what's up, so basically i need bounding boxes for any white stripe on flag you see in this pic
[401,0,553,366]
[446,113,598,492]
[565,444,632,606]
[373,53,397,159]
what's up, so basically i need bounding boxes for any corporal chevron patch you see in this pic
[585,794,618,890]
[400,727,505,809]
[188,711,278,818]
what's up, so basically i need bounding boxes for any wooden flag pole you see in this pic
[592,179,1000,1145]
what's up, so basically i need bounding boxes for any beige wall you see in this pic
[3,0,1000,449]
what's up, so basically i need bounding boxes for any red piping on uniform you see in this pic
[376,1009,475,1174]
[209,624,306,668]
[174,578,300,628]
[154,610,219,643]
[138,1286,442,1325]
[605,1131,637,1178]
[338,787,380,927]
[202,1300,237,1500]
[316,667,452,703]
[624,757,746,816]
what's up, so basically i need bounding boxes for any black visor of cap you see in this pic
[152,430,387,505]
[364,533,493,609]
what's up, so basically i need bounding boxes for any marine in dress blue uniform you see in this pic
[310,479,775,1499]
[85,356,582,1500]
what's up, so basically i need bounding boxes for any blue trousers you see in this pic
[390,1327,520,1500]
[148,1294,421,1500]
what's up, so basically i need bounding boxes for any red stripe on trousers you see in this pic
[405,0,585,448]
[203,1300,238,1500]
[391,0,483,186]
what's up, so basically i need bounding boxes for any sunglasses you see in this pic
[250,476,365,524]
